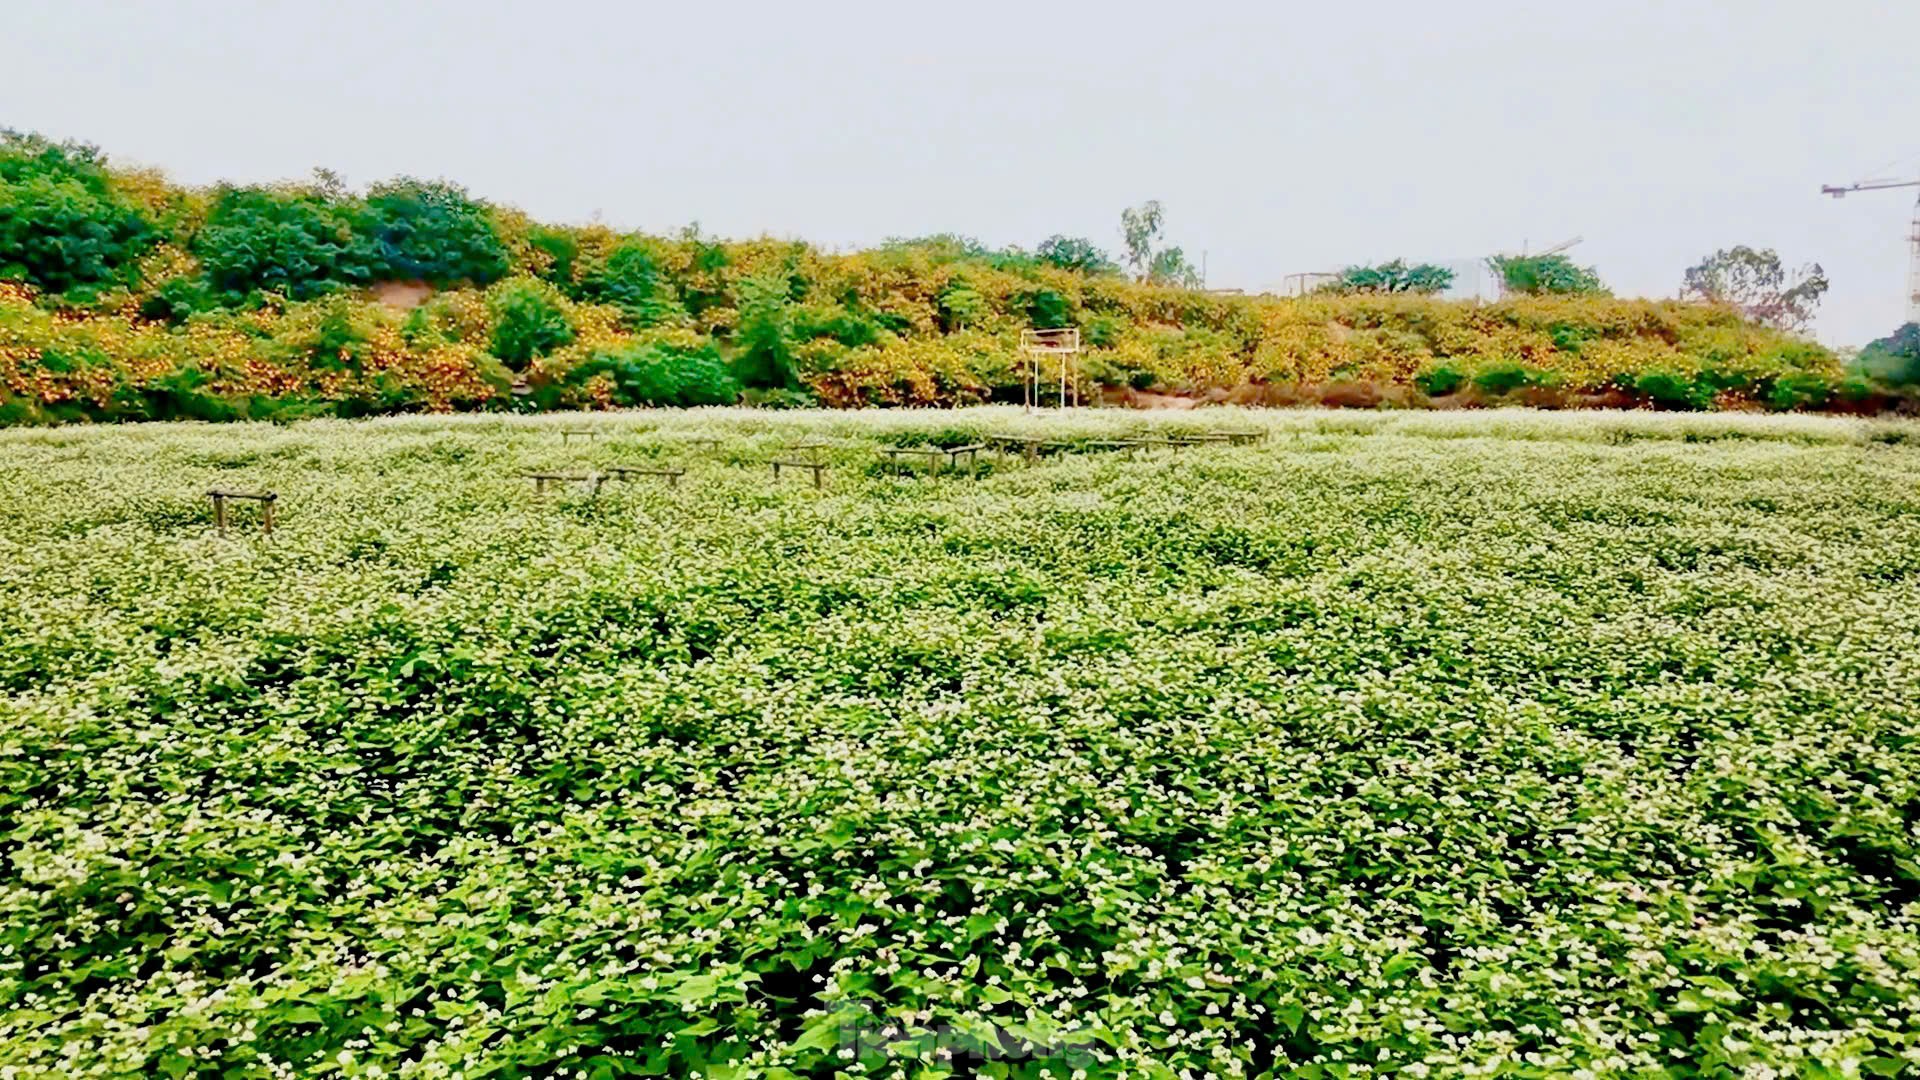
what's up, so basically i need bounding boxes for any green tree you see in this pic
[579,241,685,328]
[359,178,510,286]
[486,279,573,369]
[1327,259,1455,295]
[732,269,799,389]
[1120,201,1201,287]
[195,185,372,301]
[1857,323,1920,386]
[1036,235,1119,276]
[526,225,579,286]
[0,131,154,295]
[1488,253,1607,296]
[936,276,987,331]
[1680,246,1827,333]
[568,341,739,406]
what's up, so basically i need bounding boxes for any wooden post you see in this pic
[207,490,276,535]
[944,444,984,475]
[772,461,827,489]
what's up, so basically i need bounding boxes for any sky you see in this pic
[8,0,1920,345]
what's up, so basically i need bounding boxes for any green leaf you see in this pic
[790,1014,845,1055]
[672,973,720,1006]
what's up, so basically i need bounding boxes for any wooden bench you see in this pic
[1121,437,1194,452]
[207,489,277,535]
[559,428,598,445]
[984,434,1066,462]
[522,471,603,495]
[882,443,986,475]
[1209,430,1265,445]
[1083,439,1141,458]
[771,460,828,489]
[603,465,685,488]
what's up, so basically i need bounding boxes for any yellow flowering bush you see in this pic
[0,130,1871,422]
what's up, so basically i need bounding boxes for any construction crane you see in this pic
[1508,235,1584,258]
[1822,175,1920,324]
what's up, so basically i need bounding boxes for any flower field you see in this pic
[4,407,1920,1078]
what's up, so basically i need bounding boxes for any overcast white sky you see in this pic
[9,0,1919,344]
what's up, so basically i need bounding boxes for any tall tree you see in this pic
[1680,246,1828,333]
[1035,235,1118,275]
[1119,201,1201,287]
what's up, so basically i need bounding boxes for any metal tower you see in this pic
[1822,176,1920,325]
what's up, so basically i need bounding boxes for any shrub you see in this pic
[1767,372,1832,411]
[1472,363,1535,396]
[195,185,372,301]
[1633,370,1710,410]
[790,302,885,349]
[525,225,578,285]
[137,276,221,324]
[1415,365,1468,396]
[1489,253,1607,296]
[568,341,738,406]
[741,386,817,409]
[1021,287,1073,330]
[1857,323,1920,387]
[1083,314,1123,349]
[486,279,574,368]
[358,178,509,286]
[0,132,155,294]
[1326,259,1455,295]
[936,277,987,331]
[1036,235,1119,276]
[578,241,684,328]
[732,269,799,389]
[131,366,240,422]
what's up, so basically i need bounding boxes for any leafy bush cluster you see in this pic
[0,130,1892,423]
[1488,253,1608,296]
[1859,323,1920,387]
[1323,259,1454,295]
[0,131,154,296]
[3,409,1919,1076]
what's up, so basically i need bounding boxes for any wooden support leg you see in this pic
[262,500,275,535]
[811,464,824,490]
[212,494,227,534]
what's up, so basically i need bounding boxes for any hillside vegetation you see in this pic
[0,132,1879,423]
